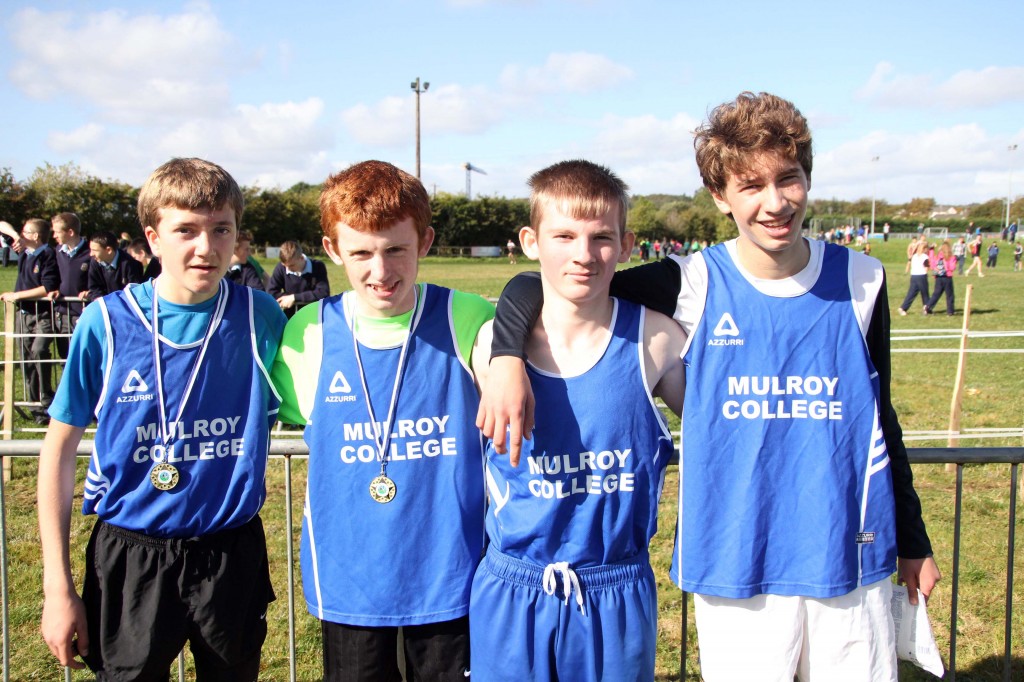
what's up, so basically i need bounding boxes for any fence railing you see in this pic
[0,441,1018,682]
[0,300,1019,680]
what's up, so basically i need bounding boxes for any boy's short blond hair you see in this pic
[319,160,432,244]
[237,230,254,243]
[527,160,629,236]
[279,240,303,262]
[51,212,80,234]
[138,158,244,230]
[694,92,813,195]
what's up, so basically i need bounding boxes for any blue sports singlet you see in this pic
[301,284,485,626]
[483,298,674,567]
[671,242,897,598]
[85,280,279,537]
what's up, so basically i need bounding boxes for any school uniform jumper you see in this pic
[86,249,144,301]
[15,244,59,415]
[55,240,91,337]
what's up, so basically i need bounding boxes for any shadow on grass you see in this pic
[954,653,1024,681]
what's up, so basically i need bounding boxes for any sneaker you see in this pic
[923,307,931,315]
[898,308,907,316]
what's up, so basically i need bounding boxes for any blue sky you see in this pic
[1,0,1022,205]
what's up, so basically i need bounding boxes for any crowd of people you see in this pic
[19,91,947,682]
[636,236,710,262]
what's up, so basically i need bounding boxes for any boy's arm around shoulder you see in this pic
[863,265,941,603]
[38,420,90,669]
[476,274,540,464]
[643,307,686,416]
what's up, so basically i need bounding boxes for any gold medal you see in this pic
[150,463,179,491]
[369,475,396,503]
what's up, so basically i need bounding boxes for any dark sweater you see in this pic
[86,250,144,301]
[226,262,265,291]
[267,258,329,317]
[15,245,60,316]
[55,242,91,316]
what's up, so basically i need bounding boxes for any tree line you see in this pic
[2,163,1021,253]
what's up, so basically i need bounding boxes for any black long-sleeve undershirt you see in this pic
[489,260,933,559]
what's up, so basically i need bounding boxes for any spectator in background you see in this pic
[51,213,91,358]
[964,235,985,277]
[0,218,59,423]
[1014,242,1023,272]
[986,241,999,269]
[86,231,144,301]
[952,237,967,275]
[924,241,957,316]
[0,232,12,267]
[225,230,265,290]
[127,237,162,280]
[898,240,930,316]
[267,240,329,317]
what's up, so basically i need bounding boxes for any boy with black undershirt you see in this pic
[479,92,940,681]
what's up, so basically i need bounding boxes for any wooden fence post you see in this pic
[946,285,973,473]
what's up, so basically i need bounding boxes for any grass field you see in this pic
[1,237,1022,680]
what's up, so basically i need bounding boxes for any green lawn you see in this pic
[2,239,1022,680]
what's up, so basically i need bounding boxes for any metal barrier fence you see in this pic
[0,301,1019,679]
[0,442,1018,681]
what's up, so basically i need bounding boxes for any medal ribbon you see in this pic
[347,285,420,479]
[152,279,228,450]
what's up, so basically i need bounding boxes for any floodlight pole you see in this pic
[870,156,880,236]
[411,77,429,179]
[1007,144,1018,231]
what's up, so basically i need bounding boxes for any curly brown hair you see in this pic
[695,92,813,196]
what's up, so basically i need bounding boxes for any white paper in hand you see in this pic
[890,583,945,677]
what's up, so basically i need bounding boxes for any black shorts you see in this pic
[82,516,275,682]
[321,616,470,682]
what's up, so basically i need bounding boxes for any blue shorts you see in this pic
[469,546,657,682]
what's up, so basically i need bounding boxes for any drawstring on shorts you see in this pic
[543,561,586,615]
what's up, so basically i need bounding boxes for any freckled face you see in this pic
[324,217,433,318]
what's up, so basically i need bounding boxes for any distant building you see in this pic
[929,205,962,220]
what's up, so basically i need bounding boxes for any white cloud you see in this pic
[7,4,246,124]
[341,53,631,148]
[499,52,633,95]
[342,84,512,146]
[48,123,106,153]
[857,62,1024,109]
[813,124,1023,204]
[591,113,700,162]
[44,98,334,189]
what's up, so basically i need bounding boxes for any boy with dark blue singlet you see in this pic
[38,158,286,680]
[470,160,686,681]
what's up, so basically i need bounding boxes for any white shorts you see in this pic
[694,578,896,682]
